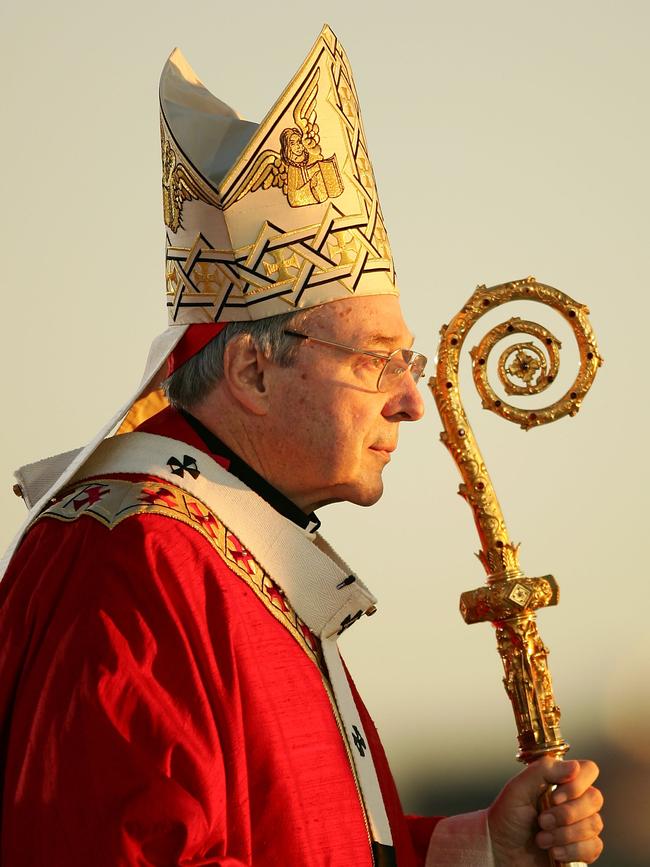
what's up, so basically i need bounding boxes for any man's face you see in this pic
[265,295,425,512]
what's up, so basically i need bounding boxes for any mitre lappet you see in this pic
[2,24,399,570]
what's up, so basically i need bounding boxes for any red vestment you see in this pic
[0,409,440,865]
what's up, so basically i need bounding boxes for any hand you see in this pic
[487,756,604,865]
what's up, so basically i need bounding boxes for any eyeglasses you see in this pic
[284,330,428,393]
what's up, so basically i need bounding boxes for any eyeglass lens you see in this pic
[378,350,427,392]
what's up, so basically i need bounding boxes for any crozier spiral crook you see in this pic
[431,276,602,576]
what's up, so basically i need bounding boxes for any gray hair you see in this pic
[163,310,309,410]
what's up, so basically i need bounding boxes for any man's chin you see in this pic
[348,478,384,508]
[311,473,385,510]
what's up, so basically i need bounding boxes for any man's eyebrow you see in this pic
[362,333,415,349]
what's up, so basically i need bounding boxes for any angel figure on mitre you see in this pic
[227,67,344,209]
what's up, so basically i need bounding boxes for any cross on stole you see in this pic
[351,725,367,757]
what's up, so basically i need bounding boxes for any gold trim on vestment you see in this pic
[37,476,323,668]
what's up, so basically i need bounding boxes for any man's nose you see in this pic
[385,371,426,421]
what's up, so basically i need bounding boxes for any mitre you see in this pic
[161,23,397,327]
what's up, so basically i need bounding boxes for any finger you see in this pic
[541,785,604,830]
[549,835,604,865]
[552,760,601,805]
[537,811,604,849]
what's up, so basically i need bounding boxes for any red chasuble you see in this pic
[0,409,440,865]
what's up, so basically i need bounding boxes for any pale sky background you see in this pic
[1,0,649,856]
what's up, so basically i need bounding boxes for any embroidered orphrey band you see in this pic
[36,476,322,667]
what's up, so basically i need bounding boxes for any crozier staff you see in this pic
[0,25,603,867]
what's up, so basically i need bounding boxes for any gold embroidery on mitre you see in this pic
[161,119,221,232]
[226,68,344,209]
[262,249,302,282]
[328,230,360,266]
[161,25,398,323]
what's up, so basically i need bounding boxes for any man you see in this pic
[0,25,603,866]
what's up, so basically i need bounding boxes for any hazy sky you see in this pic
[2,0,648,797]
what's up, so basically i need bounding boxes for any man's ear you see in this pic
[222,334,271,416]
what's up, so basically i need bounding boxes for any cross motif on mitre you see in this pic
[328,231,359,266]
[263,249,301,282]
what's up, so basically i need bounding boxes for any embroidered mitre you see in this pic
[161,24,397,324]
